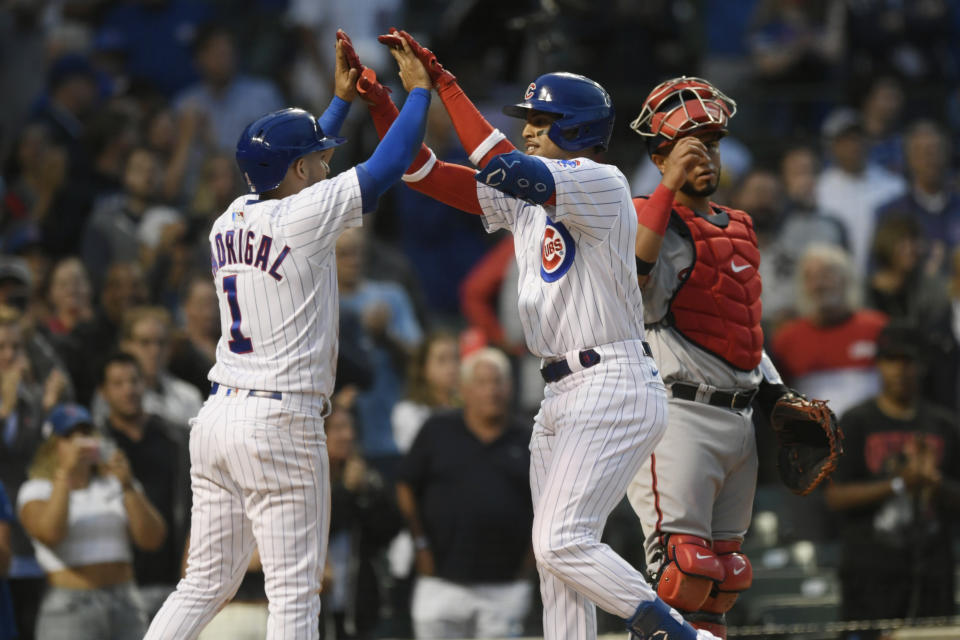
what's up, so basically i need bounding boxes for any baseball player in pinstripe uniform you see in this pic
[338,29,718,640]
[144,36,433,640]
[627,77,792,639]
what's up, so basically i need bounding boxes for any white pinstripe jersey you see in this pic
[206,168,363,400]
[478,157,646,359]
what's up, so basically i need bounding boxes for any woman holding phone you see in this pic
[17,403,167,640]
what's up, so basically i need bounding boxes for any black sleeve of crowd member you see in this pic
[334,309,374,393]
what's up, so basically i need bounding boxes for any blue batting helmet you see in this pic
[502,72,615,152]
[236,108,346,194]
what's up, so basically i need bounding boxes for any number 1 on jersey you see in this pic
[223,275,253,354]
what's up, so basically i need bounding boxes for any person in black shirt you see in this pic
[98,352,189,621]
[396,347,533,639]
[825,321,960,639]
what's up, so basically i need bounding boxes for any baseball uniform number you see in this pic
[222,275,253,354]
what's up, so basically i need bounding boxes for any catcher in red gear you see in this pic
[625,77,841,640]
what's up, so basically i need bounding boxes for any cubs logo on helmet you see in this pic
[541,218,576,282]
[503,72,616,152]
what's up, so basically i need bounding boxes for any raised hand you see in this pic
[333,33,360,102]
[336,30,364,73]
[384,34,433,94]
[661,137,712,191]
[356,67,393,108]
[378,28,455,88]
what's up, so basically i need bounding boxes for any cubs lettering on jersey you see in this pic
[475,156,645,359]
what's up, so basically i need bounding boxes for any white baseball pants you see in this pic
[530,339,668,640]
[144,392,330,640]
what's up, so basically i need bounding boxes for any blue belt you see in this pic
[210,382,282,400]
[540,341,653,384]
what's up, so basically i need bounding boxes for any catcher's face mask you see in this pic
[631,76,736,155]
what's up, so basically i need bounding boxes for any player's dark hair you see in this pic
[98,351,143,387]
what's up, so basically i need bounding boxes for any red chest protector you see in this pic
[668,204,763,371]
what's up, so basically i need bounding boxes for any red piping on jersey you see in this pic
[651,453,665,547]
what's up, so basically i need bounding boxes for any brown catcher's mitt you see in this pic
[769,394,843,496]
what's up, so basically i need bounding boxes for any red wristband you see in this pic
[636,183,675,236]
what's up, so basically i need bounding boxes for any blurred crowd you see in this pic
[1,1,959,639]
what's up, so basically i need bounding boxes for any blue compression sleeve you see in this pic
[356,87,431,212]
[317,96,351,137]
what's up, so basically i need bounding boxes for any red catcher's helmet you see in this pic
[630,76,736,151]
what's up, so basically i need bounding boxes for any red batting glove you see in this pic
[336,29,365,73]
[377,27,455,88]
[356,67,394,110]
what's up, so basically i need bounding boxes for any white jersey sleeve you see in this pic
[273,168,364,263]
[476,181,524,233]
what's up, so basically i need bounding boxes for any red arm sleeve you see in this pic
[437,81,516,168]
[634,184,675,236]
[364,89,483,215]
[460,236,515,345]
[407,161,484,216]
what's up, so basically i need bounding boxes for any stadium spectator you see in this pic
[92,306,202,430]
[815,107,907,274]
[732,168,782,245]
[69,262,148,404]
[860,76,905,173]
[826,321,960,639]
[386,330,459,633]
[0,305,53,640]
[99,352,188,619]
[396,348,533,639]
[391,331,459,454]
[760,145,847,331]
[168,275,218,395]
[174,24,284,152]
[17,403,166,640]
[1,125,67,239]
[324,406,403,640]
[875,120,960,275]
[29,55,99,157]
[81,145,173,288]
[187,152,243,224]
[78,103,142,209]
[42,258,93,339]
[771,244,887,416]
[866,215,950,325]
[285,0,403,110]
[336,227,422,480]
